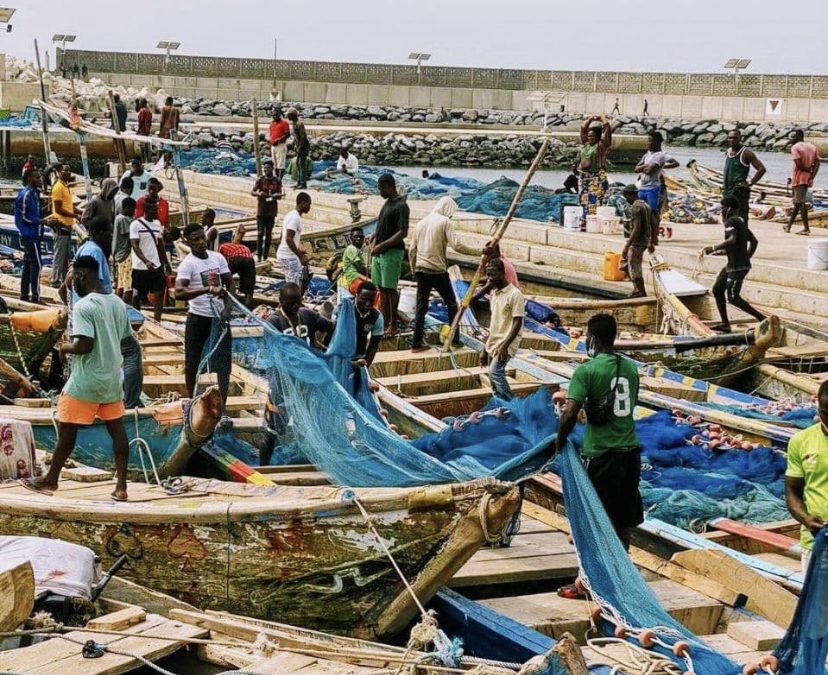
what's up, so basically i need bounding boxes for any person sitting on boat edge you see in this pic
[478,258,524,401]
[21,255,132,502]
[338,227,370,301]
[702,212,765,333]
[785,379,828,575]
[218,224,256,308]
[176,223,235,409]
[336,148,359,176]
[620,184,653,299]
[553,313,643,598]
[409,196,493,352]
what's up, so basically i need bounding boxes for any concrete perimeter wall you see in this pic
[61,48,828,123]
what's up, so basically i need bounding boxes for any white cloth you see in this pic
[277,209,302,261]
[129,217,162,270]
[176,251,230,318]
[0,536,99,600]
[271,143,288,170]
[0,417,36,481]
[337,154,359,174]
[409,196,480,273]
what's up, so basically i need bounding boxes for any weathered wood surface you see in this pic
[0,476,519,639]
[0,561,34,631]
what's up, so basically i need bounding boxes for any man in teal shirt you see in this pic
[554,313,643,597]
[21,255,132,501]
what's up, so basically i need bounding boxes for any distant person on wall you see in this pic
[81,64,88,81]
[137,98,153,162]
[785,129,820,236]
[702,210,765,332]
[268,108,291,180]
[286,107,311,189]
[620,185,653,299]
[159,96,180,167]
[251,160,282,261]
[277,191,312,290]
[576,115,612,218]
[71,64,80,79]
[336,148,359,176]
[50,164,82,289]
[642,99,649,115]
[371,173,409,337]
[14,168,44,304]
[634,131,678,240]
[611,98,621,115]
[722,129,766,223]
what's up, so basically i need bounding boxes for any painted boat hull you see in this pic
[0,477,519,639]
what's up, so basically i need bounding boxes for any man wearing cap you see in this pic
[286,107,311,189]
[268,108,291,181]
[621,184,653,298]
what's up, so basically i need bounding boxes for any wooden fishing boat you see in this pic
[651,259,828,400]
[688,159,828,202]
[0,474,519,639]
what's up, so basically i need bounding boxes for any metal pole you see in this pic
[33,39,53,164]
[107,89,127,174]
[273,37,278,60]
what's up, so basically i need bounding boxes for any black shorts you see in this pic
[132,268,166,295]
[228,256,256,295]
[584,448,644,531]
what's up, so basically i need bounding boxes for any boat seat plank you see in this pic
[142,373,218,386]
[480,580,723,641]
[142,353,186,366]
[450,552,579,587]
[224,395,265,411]
[410,382,540,406]
[139,339,182,348]
[752,552,804,574]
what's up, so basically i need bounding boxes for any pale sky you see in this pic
[3,0,827,75]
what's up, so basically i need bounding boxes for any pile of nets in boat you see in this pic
[205,295,555,486]
[700,401,817,429]
[559,439,746,674]
[771,527,828,674]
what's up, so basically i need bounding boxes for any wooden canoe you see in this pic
[688,159,828,203]
[0,475,519,639]
[650,259,828,400]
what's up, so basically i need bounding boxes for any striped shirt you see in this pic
[218,242,253,260]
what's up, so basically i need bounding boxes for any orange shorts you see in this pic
[57,393,125,425]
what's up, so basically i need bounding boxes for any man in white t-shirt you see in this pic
[634,131,678,237]
[277,191,311,291]
[336,148,359,176]
[129,199,170,322]
[175,223,235,406]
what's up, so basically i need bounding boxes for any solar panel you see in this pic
[723,58,739,69]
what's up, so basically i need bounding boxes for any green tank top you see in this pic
[723,147,750,196]
[580,143,599,174]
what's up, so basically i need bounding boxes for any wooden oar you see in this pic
[442,138,549,350]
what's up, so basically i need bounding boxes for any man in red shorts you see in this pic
[20,255,132,501]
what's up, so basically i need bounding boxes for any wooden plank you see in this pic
[139,339,182,348]
[726,620,785,651]
[142,373,217,386]
[0,561,34,632]
[671,548,797,627]
[60,465,113,482]
[450,552,579,587]
[141,353,185,366]
[12,398,52,407]
[86,607,147,631]
[224,395,265,412]
[480,579,723,641]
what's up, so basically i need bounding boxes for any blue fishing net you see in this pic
[558,439,743,674]
[700,402,817,429]
[773,527,828,674]
[212,295,553,486]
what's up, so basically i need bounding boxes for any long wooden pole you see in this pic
[251,99,263,178]
[32,40,53,164]
[443,138,549,349]
[107,89,127,175]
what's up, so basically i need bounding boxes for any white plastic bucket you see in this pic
[596,206,616,218]
[585,215,602,233]
[807,238,828,271]
[600,216,621,234]
[563,206,582,231]
[398,286,417,315]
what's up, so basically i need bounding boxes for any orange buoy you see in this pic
[590,606,603,626]
[638,629,656,648]
[672,641,690,657]
[759,655,779,670]
[613,626,628,639]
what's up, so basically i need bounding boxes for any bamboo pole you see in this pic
[32,40,53,164]
[443,137,549,349]
[251,99,263,178]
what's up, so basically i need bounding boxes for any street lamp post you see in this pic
[408,52,431,83]
[52,34,76,73]
[156,40,181,71]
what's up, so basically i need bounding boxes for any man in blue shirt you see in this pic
[13,168,44,303]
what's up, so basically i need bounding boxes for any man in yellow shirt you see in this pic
[50,164,82,288]
[785,379,828,574]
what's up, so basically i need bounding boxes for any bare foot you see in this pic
[111,488,129,502]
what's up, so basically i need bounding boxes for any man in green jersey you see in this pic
[785,379,828,574]
[554,313,643,596]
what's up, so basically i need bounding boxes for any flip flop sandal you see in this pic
[18,478,54,496]
[796,230,810,236]
[111,492,128,502]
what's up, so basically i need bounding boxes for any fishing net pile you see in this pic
[206,296,553,486]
